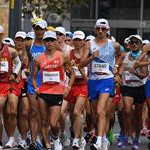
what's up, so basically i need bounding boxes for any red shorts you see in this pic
[10,79,24,97]
[65,84,88,103]
[0,82,10,97]
[112,86,121,104]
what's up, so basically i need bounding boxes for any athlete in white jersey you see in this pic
[80,18,121,150]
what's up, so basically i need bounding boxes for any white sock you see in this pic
[102,134,107,141]
[96,136,102,144]
[9,137,14,141]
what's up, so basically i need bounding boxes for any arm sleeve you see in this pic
[13,56,21,75]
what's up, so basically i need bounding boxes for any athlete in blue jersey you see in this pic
[80,18,121,150]
[27,19,47,150]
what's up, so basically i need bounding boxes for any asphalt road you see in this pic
[2,115,150,150]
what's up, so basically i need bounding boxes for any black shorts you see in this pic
[21,82,27,97]
[38,93,63,107]
[122,85,146,104]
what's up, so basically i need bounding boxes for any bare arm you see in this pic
[32,57,40,93]
[63,53,75,97]
[79,41,99,68]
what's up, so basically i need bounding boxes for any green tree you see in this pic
[22,0,88,18]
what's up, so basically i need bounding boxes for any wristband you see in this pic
[115,64,119,68]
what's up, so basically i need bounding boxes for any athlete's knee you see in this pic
[9,109,17,118]
[97,109,106,118]
[30,109,38,119]
[21,111,29,119]
[124,108,132,115]
[73,109,82,117]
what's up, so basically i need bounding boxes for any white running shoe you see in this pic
[91,139,102,150]
[0,145,2,150]
[53,137,62,150]
[18,139,27,149]
[79,137,86,150]
[60,132,70,147]
[102,139,110,150]
[72,138,80,149]
[5,137,17,148]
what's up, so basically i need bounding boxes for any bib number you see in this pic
[92,62,109,74]
[0,61,8,72]
[43,71,60,83]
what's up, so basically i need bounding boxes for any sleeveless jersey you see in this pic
[89,39,115,80]
[39,51,65,94]
[27,43,45,87]
[0,45,13,82]
[122,52,144,87]
[70,49,88,85]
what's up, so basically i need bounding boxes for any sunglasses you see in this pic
[56,32,64,36]
[95,27,107,31]
[44,38,56,42]
[130,40,141,45]
[65,39,71,42]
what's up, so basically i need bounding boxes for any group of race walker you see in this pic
[0,17,150,150]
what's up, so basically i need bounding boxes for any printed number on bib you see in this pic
[43,71,60,83]
[92,62,109,74]
[73,66,88,78]
[0,61,8,72]
[124,71,139,82]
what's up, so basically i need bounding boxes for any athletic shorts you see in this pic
[145,79,150,99]
[0,82,10,97]
[38,93,63,107]
[88,78,115,101]
[10,80,24,97]
[112,86,121,104]
[122,85,146,104]
[65,84,88,103]
[21,81,27,97]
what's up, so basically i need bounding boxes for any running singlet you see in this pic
[70,49,88,85]
[39,51,65,94]
[122,52,144,87]
[27,43,45,93]
[89,39,115,80]
[0,45,13,82]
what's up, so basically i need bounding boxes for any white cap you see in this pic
[129,35,142,43]
[55,27,66,35]
[142,39,149,45]
[124,37,130,44]
[26,32,35,39]
[15,31,26,39]
[0,25,4,34]
[35,20,47,29]
[85,35,95,41]
[95,18,109,29]
[3,37,15,46]
[72,31,85,40]
[43,31,57,40]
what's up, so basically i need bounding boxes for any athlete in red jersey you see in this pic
[65,31,88,149]
[32,31,75,150]
[0,25,21,149]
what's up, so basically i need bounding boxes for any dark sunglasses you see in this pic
[130,40,141,45]
[65,39,71,42]
[44,38,56,42]
[95,27,107,31]
[56,32,64,36]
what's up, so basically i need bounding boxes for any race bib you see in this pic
[92,62,109,74]
[124,71,139,81]
[0,61,8,72]
[43,71,60,83]
[73,66,88,78]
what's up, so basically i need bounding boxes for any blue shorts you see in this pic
[88,78,115,100]
[145,79,150,99]
[27,73,42,94]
